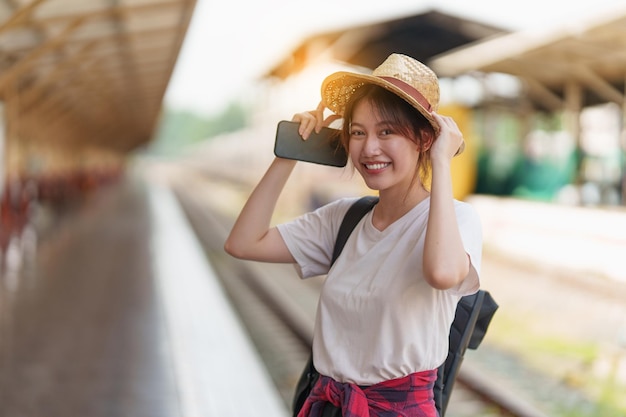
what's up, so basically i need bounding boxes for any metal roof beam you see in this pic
[28,0,185,27]
[522,77,565,111]
[2,0,197,156]
[0,16,87,94]
[573,66,625,104]
[0,0,48,35]
[18,40,100,111]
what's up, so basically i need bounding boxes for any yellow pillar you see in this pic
[440,103,478,200]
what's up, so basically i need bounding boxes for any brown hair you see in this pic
[340,84,436,187]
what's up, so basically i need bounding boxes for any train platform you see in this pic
[0,174,288,417]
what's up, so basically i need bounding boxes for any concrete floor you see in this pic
[0,175,286,417]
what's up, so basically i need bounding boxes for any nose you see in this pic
[362,134,381,156]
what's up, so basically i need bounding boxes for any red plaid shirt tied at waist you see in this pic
[297,369,438,417]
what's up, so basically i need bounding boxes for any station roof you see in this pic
[0,0,196,154]
[266,9,507,79]
[429,6,626,111]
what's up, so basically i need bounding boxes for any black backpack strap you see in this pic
[435,290,499,416]
[331,195,379,266]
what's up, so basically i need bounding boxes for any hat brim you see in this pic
[321,71,440,136]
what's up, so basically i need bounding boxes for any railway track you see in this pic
[168,173,554,417]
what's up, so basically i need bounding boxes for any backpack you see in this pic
[292,196,498,417]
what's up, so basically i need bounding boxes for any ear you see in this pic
[418,130,435,152]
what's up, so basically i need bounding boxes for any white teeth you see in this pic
[365,163,389,170]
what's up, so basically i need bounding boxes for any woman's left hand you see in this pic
[430,113,465,161]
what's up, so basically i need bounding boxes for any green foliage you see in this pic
[473,110,577,200]
[148,101,249,156]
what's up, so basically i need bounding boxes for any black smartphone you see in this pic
[274,120,348,167]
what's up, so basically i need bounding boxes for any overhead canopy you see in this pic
[0,0,197,154]
[429,6,626,112]
[267,9,507,79]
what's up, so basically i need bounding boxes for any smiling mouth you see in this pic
[364,163,390,170]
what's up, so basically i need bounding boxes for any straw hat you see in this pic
[322,53,467,156]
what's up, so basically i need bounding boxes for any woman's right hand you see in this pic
[291,102,340,140]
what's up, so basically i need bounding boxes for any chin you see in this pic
[362,179,388,191]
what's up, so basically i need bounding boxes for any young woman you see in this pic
[224,53,482,417]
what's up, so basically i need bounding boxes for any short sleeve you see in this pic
[276,198,358,278]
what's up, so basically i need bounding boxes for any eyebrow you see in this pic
[349,120,394,129]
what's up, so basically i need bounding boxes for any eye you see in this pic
[376,122,397,136]
[350,129,365,138]
[379,125,398,138]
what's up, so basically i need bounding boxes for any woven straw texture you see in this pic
[321,54,441,135]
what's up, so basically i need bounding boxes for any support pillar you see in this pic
[564,81,583,186]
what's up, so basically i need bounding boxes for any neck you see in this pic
[372,185,429,230]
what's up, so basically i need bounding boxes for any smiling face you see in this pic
[341,85,435,196]
[348,100,420,193]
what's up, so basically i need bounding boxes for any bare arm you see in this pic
[422,113,471,289]
[224,105,338,263]
[224,156,298,262]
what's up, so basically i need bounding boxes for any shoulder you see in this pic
[312,196,362,214]
[279,197,362,233]
[310,196,363,224]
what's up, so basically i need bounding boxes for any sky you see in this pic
[164,0,626,116]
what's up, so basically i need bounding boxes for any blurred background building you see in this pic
[2,1,626,209]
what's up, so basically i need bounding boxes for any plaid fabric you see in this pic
[297,370,438,417]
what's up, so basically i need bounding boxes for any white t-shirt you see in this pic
[277,196,482,385]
